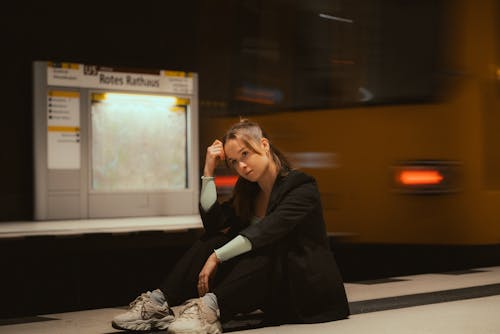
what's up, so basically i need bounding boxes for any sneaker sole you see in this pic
[167,322,222,334]
[112,319,156,331]
[112,314,174,331]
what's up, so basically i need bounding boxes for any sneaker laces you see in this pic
[128,292,151,313]
[125,292,167,320]
[177,299,219,324]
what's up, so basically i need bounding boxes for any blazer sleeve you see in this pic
[239,180,320,249]
[199,201,236,234]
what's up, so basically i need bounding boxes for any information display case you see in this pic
[33,61,199,220]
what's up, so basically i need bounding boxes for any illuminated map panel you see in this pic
[91,93,187,191]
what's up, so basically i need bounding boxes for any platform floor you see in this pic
[2,266,500,333]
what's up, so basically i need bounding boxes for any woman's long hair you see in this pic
[222,119,291,222]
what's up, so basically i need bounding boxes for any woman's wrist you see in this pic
[211,252,221,264]
[203,166,215,177]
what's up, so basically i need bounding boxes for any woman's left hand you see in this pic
[198,252,220,296]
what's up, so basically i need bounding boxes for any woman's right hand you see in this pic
[204,139,225,176]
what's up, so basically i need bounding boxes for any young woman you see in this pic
[112,119,349,333]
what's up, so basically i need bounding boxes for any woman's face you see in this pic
[224,138,270,182]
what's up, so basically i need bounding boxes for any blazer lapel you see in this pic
[267,170,303,214]
[266,173,286,214]
[266,170,314,215]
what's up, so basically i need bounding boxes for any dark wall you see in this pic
[0,2,201,221]
[0,231,198,318]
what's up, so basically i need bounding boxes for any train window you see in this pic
[199,0,444,114]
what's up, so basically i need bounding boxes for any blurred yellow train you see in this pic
[200,0,500,246]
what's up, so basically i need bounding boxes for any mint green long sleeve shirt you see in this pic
[200,177,255,262]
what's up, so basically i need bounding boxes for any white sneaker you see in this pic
[167,298,222,334]
[112,291,175,331]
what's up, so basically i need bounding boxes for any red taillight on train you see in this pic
[392,161,460,194]
[214,175,238,188]
[398,170,444,185]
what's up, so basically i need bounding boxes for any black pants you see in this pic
[159,232,272,321]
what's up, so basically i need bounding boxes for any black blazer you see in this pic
[200,169,350,323]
